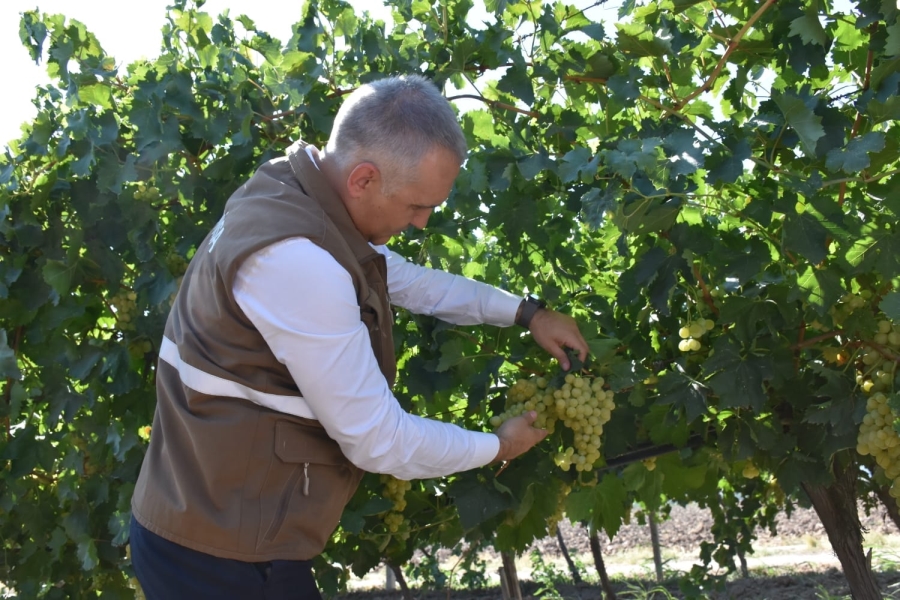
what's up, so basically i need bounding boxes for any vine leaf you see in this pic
[825,132,886,173]
[774,92,825,156]
[783,213,829,265]
[789,13,828,47]
[881,291,900,321]
[448,474,513,530]
[0,329,20,379]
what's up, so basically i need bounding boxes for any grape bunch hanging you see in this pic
[491,372,615,472]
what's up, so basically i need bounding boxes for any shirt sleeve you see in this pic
[232,237,500,480]
[372,245,522,326]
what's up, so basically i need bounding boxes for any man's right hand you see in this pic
[492,410,548,463]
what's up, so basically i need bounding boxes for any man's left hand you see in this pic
[528,309,589,371]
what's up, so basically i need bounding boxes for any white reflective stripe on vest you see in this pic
[158,336,317,420]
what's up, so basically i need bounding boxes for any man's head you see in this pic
[321,74,468,244]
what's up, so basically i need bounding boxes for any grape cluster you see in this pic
[851,314,900,502]
[677,319,714,352]
[128,338,153,359]
[133,183,161,201]
[857,320,900,395]
[491,373,616,473]
[742,461,760,479]
[110,290,138,330]
[546,482,571,536]
[857,392,900,499]
[166,253,189,277]
[380,475,412,533]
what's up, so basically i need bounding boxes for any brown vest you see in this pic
[131,142,395,561]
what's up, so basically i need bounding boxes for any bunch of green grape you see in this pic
[110,290,138,330]
[380,475,412,533]
[677,318,714,352]
[546,482,571,536]
[133,182,161,202]
[857,320,900,394]
[857,392,900,500]
[853,316,900,502]
[166,252,189,277]
[491,373,615,473]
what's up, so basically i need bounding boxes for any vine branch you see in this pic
[675,0,778,110]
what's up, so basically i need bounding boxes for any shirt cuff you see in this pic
[469,431,501,468]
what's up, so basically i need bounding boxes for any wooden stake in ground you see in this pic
[500,551,523,600]
[588,526,618,600]
[648,511,663,583]
[802,459,882,600]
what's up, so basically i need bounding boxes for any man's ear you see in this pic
[346,162,381,199]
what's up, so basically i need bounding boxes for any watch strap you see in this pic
[515,295,546,329]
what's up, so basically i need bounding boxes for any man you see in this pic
[130,74,588,599]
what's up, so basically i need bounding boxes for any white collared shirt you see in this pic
[233,238,521,480]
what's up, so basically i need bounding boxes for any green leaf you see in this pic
[497,63,535,106]
[77,83,113,109]
[593,473,628,539]
[788,13,827,47]
[886,21,900,56]
[558,146,598,183]
[783,213,829,264]
[798,265,845,315]
[703,337,769,413]
[825,132,886,173]
[449,474,513,530]
[42,260,75,296]
[881,291,900,321]
[867,96,900,123]
[587,338,620,363]
[705,139,751,185]
[774,93,825,156]
[656,371,708,422]
[436,337,466,372]
[0,330,20,379]
[517,153,554,180]
[564,486,596,523]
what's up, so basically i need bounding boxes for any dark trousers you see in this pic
[130,516,322,600]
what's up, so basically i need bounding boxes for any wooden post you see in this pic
[648,511,663,583]
[385,563,396,591]
[500,551,523,600]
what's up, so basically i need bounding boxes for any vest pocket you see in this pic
[259,420,363,554]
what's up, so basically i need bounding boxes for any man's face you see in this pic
[353,146,461,245]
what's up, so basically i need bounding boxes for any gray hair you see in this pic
[325,74,468,195]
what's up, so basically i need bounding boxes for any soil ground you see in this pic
[336,502,900,599]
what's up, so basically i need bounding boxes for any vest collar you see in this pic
[285,140,380,265]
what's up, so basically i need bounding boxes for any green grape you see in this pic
[494,372,616,473]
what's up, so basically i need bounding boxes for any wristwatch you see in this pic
[515,295,547,329]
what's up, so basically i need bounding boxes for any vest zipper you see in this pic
[303,462,310,496]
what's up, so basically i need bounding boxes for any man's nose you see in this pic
[410,209,433,229]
